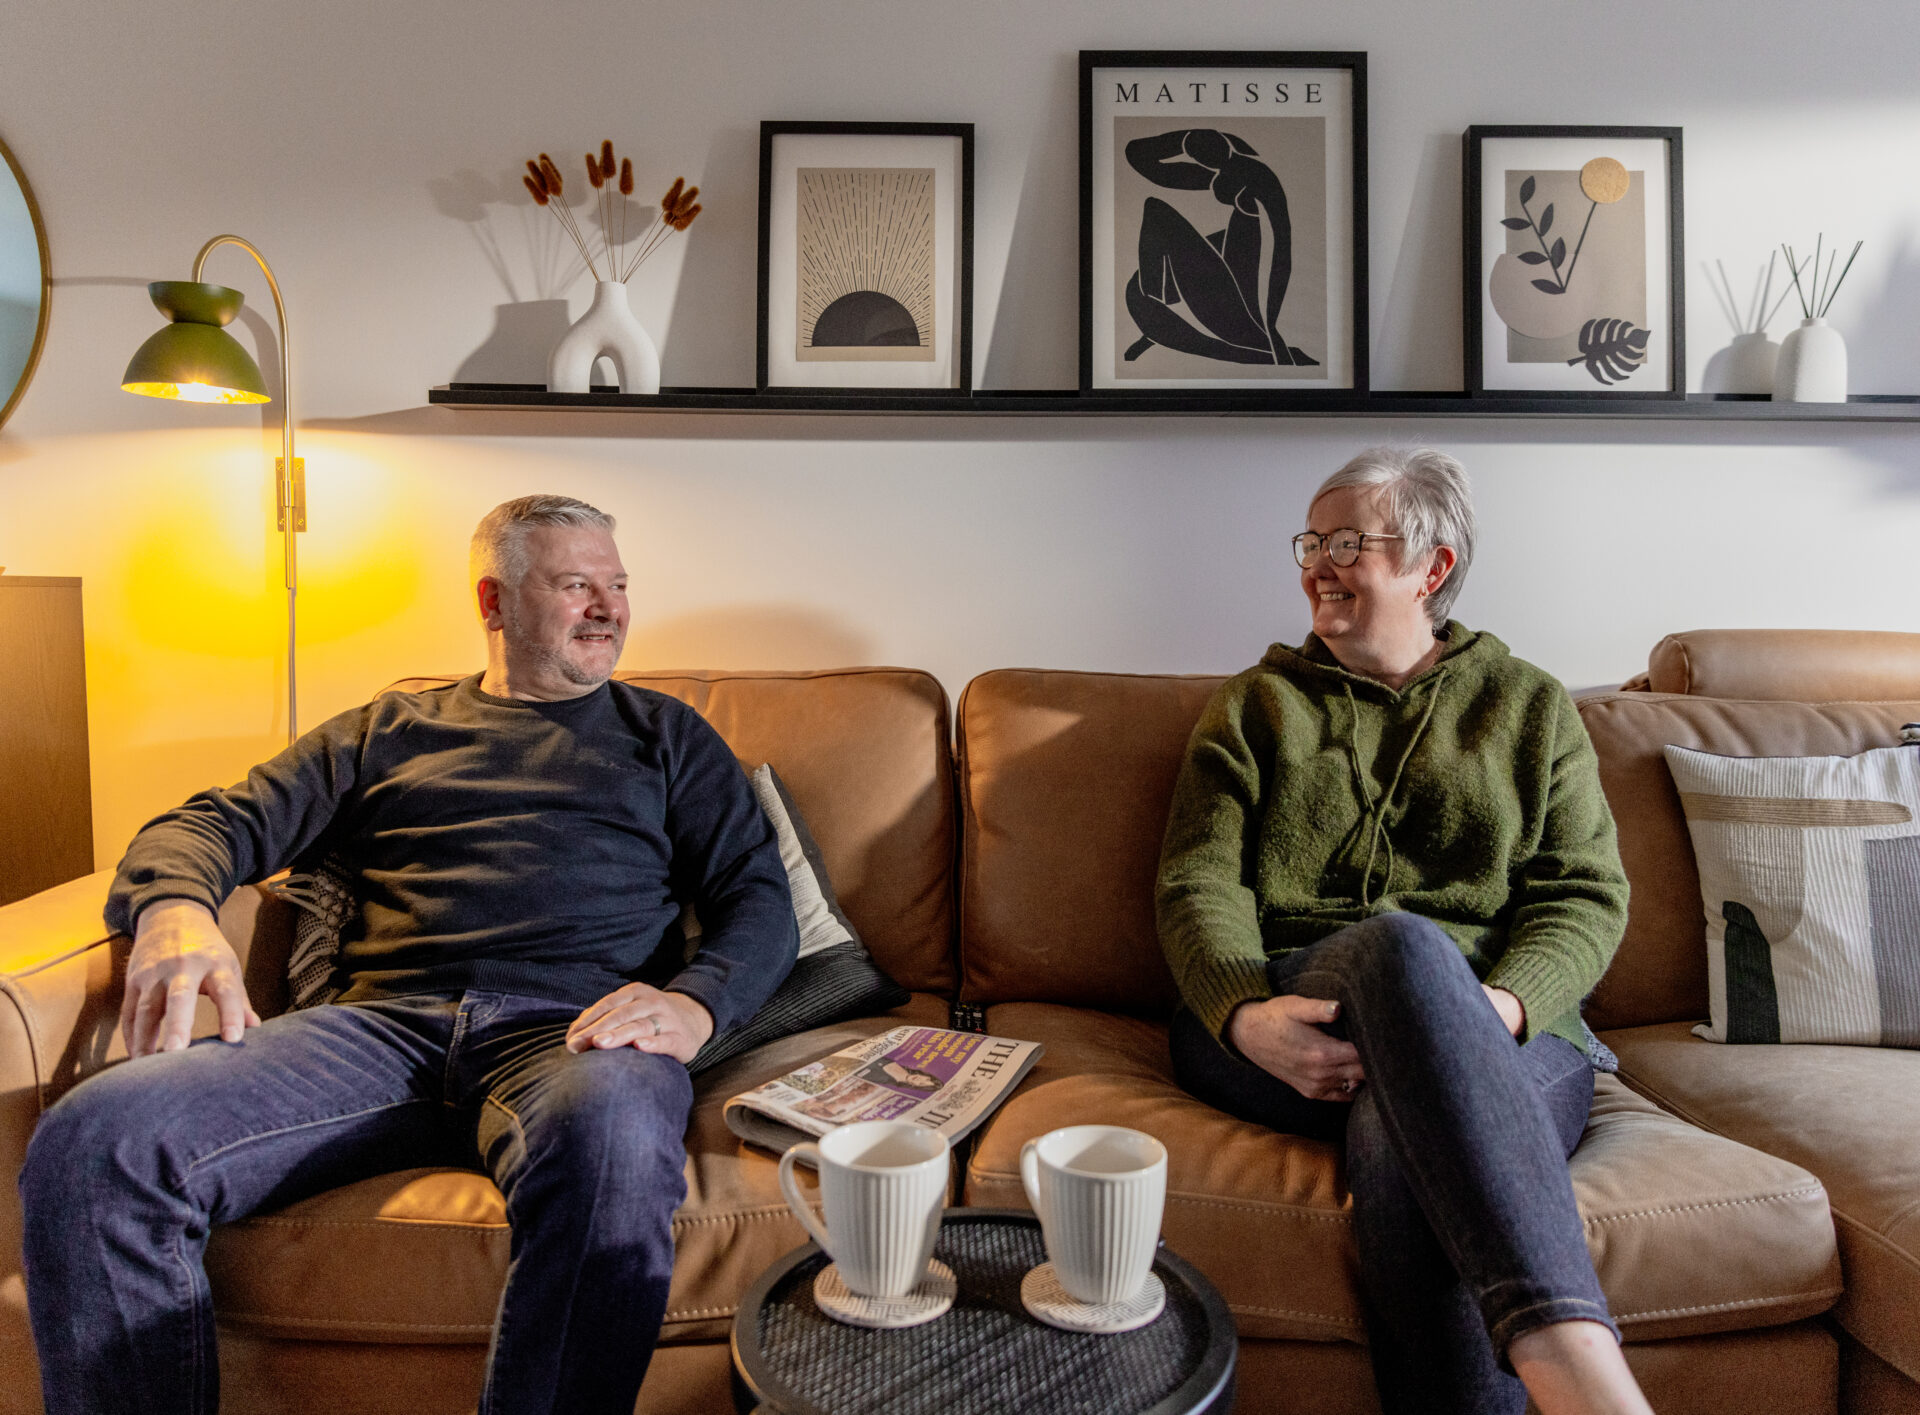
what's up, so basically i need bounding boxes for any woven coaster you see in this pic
[1020,1263,1166,1334]
[814,1260,957,1329]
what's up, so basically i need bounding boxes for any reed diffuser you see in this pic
[521,140,705,397]
[1773,234,1863,404]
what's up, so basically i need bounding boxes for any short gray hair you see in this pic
[470,495,617,588]
[1311,447,1476,627]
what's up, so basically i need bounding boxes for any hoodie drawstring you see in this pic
[1344,669,1448,906]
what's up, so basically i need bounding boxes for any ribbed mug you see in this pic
[1020,1124,1167,1305]
[778,1120,948,1298]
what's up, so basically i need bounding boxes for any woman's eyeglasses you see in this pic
[1291,529,1403,569]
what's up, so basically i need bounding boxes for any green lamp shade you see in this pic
[121,280,271,404]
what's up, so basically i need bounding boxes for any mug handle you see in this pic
[1019,1138,1047,1225]
[778,1142,834,1256]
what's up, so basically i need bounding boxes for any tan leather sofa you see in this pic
[1583,630,1920,1415]
[0,646,1887,1413]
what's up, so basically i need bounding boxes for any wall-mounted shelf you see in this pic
[427,383,1920,421]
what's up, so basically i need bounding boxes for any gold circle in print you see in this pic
[1580,157,1631,204]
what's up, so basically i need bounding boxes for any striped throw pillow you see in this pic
[1664,742,1920,1046]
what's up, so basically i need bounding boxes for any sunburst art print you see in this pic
[796,168,936,362]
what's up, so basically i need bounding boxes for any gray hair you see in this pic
[1312,446,1476,627]
[470,495,617,589]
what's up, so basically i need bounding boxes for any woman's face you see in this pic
[1300,485,1436,651]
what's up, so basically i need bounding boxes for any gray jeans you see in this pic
[1169,912,1615,1415]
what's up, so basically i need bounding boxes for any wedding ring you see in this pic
[649,1015,662,1037]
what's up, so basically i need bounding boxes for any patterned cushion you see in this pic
[1664,742,1920,1045]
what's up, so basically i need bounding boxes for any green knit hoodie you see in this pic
[1156,624,1627,1056]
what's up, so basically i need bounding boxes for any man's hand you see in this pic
[1227,995,1365,1102]
[566,982,714,1065]
[1482,984,1525,1039]
[122,900,261,1058]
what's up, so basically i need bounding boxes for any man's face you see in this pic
[485,525,629,698]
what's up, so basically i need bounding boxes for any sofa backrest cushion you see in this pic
[1577,691,1920,1030]
[384,668,958,996]
[1647,629,1920,700]
[957,668,1226,1013]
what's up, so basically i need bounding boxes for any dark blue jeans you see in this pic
[19,991,694,1415]
[1169,913,1616,1415]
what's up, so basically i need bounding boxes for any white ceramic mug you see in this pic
[1020,1124,1167,1305]
[778,1120,949,1298]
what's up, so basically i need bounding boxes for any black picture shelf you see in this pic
[427,383,1920,421]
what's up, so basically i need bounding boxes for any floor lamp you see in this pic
[121,235,304,746]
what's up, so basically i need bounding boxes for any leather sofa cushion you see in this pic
[965,1003,1841,1344]
[957,668,1225,1012]
[1647,630,1920,701]
[1607,1021,1920,1382]
[1576,694,1920,1032]
[205,993,951,1345]
[386,668,958,996]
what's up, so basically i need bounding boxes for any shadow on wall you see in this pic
[430,165,593,385]
[660,126,760,387]
[1848,225,1920,397]
[1376,132,1464,392]
[624,605,873,673]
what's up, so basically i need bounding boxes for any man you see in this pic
[19,495,799,1414]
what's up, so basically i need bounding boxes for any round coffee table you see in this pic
[730,1207,1236,1415]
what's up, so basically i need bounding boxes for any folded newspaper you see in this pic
[724,1025,1044,1158]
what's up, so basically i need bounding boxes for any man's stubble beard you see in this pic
[500,600,620,689]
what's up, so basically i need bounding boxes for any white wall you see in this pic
[0,0,1917,862]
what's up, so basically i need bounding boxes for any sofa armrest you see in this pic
[0,872,294,1411]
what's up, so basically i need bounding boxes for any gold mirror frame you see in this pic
[0,134,51,433]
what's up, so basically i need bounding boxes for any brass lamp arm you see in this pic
[191,235,302,744]
[190,236,302,544]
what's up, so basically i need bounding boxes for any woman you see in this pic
[1156,447,1651,1415]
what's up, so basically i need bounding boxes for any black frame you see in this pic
[756,120,975,396]
[1078,49,1369,399]
[1463,124,1684,399]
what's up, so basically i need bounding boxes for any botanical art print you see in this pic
[1494,160,1645,382]
[757,122,973,394]
[1465,127,1682,396]
[1082,52,1367,394]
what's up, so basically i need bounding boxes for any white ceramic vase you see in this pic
[547,280,660,395]
[1722,332,1780,396]
[1772,317,1847,404]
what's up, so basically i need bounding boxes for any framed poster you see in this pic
[757,121,973,394]
[1080,50,1367,396]
[1464,125,1684,397]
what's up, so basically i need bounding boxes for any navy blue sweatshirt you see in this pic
[105,676,799,1034]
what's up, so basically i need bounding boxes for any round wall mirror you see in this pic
[0,135,50,432]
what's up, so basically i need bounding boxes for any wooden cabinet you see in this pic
[0,576,93,905]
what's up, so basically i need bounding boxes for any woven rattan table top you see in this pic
[730,1208,1236,1415]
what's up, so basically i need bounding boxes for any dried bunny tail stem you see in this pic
[601,140,616,179]
[586,154,605,189]
[523,174,550,205]
[661,177,684,216]
[525,159,550,196]
[539,155,563,195]
[619,157,633,196]
[672,202,702,230]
